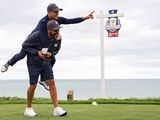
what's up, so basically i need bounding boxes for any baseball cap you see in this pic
[47,3,63,12]
[47,20,62,31]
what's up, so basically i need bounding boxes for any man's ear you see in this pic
[47,28,50,34]
[47,11,51,16]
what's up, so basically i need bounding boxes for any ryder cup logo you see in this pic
[105,10,121,37]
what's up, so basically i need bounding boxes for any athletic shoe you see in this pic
[24,108,37,117]
[53,107,67,116]
[1,62,10,73]
[39,81,49,91]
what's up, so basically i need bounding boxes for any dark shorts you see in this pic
[27,64,54,85]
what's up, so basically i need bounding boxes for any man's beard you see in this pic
[50,33,58,40]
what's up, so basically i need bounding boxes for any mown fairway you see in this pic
[0,104,160,120]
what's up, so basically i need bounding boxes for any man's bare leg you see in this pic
[27,84,37,108]
[24,84,37,116]
[45,80,58,107]
[45,79,67,116]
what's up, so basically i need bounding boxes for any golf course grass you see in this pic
[0,104,160,120]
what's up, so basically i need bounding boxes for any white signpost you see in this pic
[96,10,124,98]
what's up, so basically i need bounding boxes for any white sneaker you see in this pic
[53,107,67,116]
[24,108,37,117]
[1,62,9,73]
[39,81,49,91]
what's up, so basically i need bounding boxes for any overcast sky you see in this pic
[0,0,160,80]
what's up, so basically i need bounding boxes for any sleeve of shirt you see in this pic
[22,33,39,55]
[52,40,61,55]
[37,20,48,42]
[59,17,84,24]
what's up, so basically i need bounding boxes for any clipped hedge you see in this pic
[0,97,160,105]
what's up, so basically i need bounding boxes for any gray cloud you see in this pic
[0,1,40,26]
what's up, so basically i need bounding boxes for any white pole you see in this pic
[100,11,105,98]
[97,10,124,98]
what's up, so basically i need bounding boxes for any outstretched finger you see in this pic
[89,11,95,15]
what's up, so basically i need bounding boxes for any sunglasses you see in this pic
[52,30,59,33]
